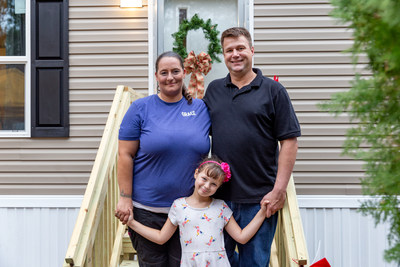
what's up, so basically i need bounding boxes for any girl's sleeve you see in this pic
[168,200,179,226]
[222,201,233,226]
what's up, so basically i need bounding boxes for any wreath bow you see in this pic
[184,51,212,99]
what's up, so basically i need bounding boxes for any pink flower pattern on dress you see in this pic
[184,238,192,246]
[190,252,199,260]
[195,226,203,236]
[182,217,190,226]
[169,198,232,266]
[205,236,216,246]
[201,213,211,221]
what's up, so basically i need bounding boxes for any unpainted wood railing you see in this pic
[63,86,143,267]
[63,85,309,267]
[270,175,309,267]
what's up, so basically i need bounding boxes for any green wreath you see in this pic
[172,14,222,63]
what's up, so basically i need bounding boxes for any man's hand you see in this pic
[261,188,286,218]
[115,196,133,225]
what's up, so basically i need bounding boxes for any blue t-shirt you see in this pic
[119,95,211,207]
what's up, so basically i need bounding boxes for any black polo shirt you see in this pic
[203,68,301,203]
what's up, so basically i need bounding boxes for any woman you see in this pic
[115,51,211,266]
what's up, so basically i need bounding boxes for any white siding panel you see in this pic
[0,196,81,267]
[298,196,396,267]
[2,196,395,267]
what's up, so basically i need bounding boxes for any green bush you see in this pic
[321,0,400,263]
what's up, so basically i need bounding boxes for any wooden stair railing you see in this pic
[63,86,143,267]
[270,175,309,267]
[63,85,308,267]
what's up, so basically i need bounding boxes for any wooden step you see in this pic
[123,234,136,254]
[120,260,139,267]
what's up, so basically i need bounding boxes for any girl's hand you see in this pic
[115,196,133,225]
[260,200,269,216]
[128,208,134,222]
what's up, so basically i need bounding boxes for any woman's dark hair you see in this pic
[197,155,226,184]
[155,51,192,104]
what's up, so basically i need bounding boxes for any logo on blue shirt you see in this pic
[181,111,197,117]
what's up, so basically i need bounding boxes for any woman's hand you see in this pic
[115,196,133,225]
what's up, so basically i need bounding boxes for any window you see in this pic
[1,0,69,138]
[0,0,30,137]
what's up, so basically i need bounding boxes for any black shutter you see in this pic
[31,0,69,137]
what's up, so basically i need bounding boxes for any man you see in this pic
[203,27,301,267]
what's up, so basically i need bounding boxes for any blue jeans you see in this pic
[224,202,278,267]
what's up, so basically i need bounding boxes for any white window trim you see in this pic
[0,0,31,137]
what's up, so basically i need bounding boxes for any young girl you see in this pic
[127,156,268,266]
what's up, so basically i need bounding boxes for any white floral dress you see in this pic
[169,198,233,267]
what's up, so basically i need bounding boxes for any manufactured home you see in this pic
[0,0,395,266]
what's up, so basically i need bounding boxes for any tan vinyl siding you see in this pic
[1,0,364,196]
[0,0,149,194]
[254,0,365,195]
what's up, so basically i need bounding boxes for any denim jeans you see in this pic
[224,202,278,267]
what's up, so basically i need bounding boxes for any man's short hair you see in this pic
[221,27,252,48]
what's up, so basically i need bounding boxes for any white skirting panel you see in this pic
[0,195,396,267]
[298,196,396,267]
[0,195,82,267]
